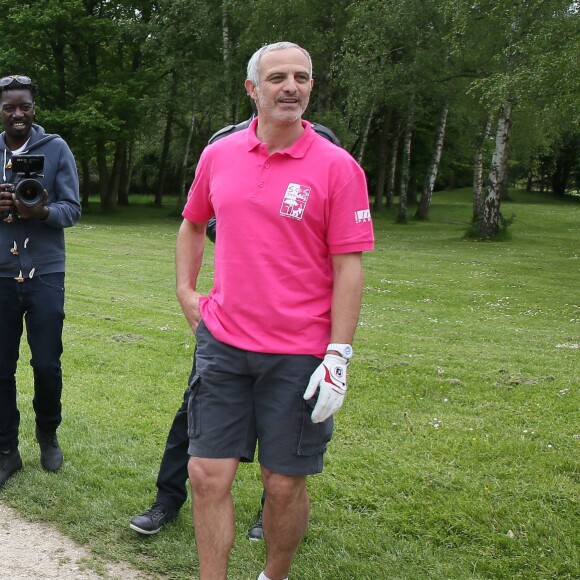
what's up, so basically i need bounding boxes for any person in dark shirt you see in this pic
[0,75,80,486]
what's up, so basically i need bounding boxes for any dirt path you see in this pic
[0,501,149,579]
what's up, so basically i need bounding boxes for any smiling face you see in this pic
[1,88,35,149]
[245,47,313,125]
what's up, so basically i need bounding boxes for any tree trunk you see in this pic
[386,119,400,209]
[179,107,197,207]
[499,133,511,201]
[538,155,551,194]
[472,117,492,223]
[80,159,90,208]
[109,140,127,206]
[495,102,512,202]
[407,173,418,206]
[552,158,567,196]
[119,141,134,206]
[416,102,449,220]
[222,1,233,122]
[156,72,178,207]
[357,104,374,165]
[525,167,533,192]
[551,133,578,196]
[480,102,512,238]
[97,137,114,212]
[397,95,414,224]
[115,141,130,207]
[373,111,392,212]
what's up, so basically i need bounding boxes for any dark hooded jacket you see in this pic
[0,123,81,279]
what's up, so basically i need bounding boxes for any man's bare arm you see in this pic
[175,219,207,334]
[329,252,364,348]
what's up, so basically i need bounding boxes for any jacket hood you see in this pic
[0,123,59,153]
[1,124,60,181]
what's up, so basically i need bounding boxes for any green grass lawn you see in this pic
[2,189,579,579]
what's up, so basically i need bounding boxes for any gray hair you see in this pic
[246,42,313,86]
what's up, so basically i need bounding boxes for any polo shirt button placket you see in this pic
[256,159,271,193]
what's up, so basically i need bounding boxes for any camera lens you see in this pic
[15,179,44,208]
[20,186,37,201]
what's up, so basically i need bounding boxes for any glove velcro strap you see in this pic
[323,353,349,365]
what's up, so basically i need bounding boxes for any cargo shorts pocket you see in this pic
[187,373,201,438]
[294,395,334,457]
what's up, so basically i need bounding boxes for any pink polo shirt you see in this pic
[183,118,374,357]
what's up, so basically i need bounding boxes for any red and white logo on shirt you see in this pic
[280,183,311,220]
[354,209,371,223]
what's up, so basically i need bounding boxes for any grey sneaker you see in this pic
[0,448,23,486]
[248,507,264,542]
[130,502,178,535]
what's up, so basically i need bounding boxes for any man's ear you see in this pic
[244,79,257,99]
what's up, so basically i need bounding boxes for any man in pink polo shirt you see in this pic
[176,41,374,580]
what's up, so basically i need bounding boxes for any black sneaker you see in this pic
[36,426,63,472]
[130,502,178,535]
[248,507,264,542]
[0,448,23,487]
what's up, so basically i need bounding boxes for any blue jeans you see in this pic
[0,273,65,451]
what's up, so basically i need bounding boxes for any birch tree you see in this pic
[373,109,393,212]
[445,0,578,235]
[397,95,415,224]
[480,103,512,237]
[472,117,492,223]
[386,118,402,209]
[415,101,449,220]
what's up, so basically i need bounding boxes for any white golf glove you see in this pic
[304,354,348,423]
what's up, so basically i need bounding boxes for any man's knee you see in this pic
[262,469,307,504]
[188,457,211,492]
[188,457,238,498]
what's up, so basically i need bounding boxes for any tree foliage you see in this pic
[0,0,576,225]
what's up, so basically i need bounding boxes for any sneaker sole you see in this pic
[129,522,163,535]
[248,535,263,543]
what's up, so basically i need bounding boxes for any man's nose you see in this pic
[282,78,298,93]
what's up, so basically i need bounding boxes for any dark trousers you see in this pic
[0,273,65,451]
[154,382,192,511]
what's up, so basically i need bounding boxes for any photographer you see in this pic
[0,75,80,486]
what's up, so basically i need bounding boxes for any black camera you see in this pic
[9,154,46,208]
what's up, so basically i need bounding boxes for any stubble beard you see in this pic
[256,92,309,124]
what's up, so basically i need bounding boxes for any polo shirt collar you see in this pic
[246,117,314,158]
